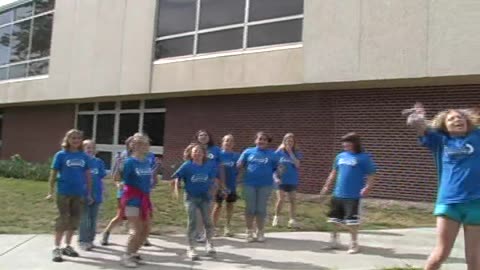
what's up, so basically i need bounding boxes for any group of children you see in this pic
[45,103,480,270]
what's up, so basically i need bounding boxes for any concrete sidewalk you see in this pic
[0,228,465,270]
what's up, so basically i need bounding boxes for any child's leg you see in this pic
[226,202,234,226]
[140,219,151,249]
[185,199,198,247]
[199,199,214,242]
[55,195,69,247]
[256,186,273,231]
[212,197,223,228]
[126,216,142,255]
[243,186,257,231]
[78,204,90,244]
[424,217,461,270]
[103,200,123,234]
[89,203,100,243]
[287,190,297,220]
[463,225,480,270]
[66,196,83,246]
[274,189,285,217]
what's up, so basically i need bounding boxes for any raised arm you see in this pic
[403,102,429,136]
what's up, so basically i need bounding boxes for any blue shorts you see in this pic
[434,200,480,225]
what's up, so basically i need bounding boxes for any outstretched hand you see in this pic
[403,102,426,126]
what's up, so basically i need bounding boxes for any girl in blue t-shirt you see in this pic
[79,140,106,251]
[405,103,480,270]
[120,133,153,268]
[272,133,302,229]
[190,129,224,242]
[173,143,218,260]
[320,132,377,255]
[212,134,240,237]
[237,132,280,243]
[46,129,93,263]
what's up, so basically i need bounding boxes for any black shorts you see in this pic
[327,197,361,225]
[216,191,238,204]
[278,184,297,192]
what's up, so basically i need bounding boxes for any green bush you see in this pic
[0,154,50,181]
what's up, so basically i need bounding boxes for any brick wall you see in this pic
[1,104,75,162]
[162,85,480,202]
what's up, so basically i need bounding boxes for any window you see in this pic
[75,100,166,168]
[96,151,112,170]
[0,0,55,81]
[154,0,303,60]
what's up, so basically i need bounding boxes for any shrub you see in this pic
[0,154,50,181]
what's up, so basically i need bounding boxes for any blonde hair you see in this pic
[183,143,208,163]
[61,129,83,151]
[278,133,297,152]
[467,107,480,126]
[82,139,95,148]
[430,109,476,133]
[130,133,150,152]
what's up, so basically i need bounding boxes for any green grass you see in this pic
[0,177,435,234]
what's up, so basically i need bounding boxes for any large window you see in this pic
[155,0,303,60]
[0,0,54,81]
[76,100,166,168]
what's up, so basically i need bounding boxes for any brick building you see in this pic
[0,0,479,202]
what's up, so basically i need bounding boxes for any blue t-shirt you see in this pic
[52,150,90,196]
[238,147,280,187]
[420,129,480,204]
[207,145,222,165]
[276,149,303,186]
[220,150,240,192]
[116,151,156,198]
[122,157,153,207]
[333,151,377,199]
[173,160,217,200]
[89,157,106,203]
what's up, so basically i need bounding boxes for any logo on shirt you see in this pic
[222,161,235,167]
[191,173,209,183]
[248,156,269,164]
[444,143,474,157]
[207,153,215,160]
[280,157,294,164]
[91,168,99,175]
[66,159,86,167]
[338,158,358,166]
[135,168,152,176]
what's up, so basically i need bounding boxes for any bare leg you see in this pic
[424,217,460,270]
[464,225,480,270]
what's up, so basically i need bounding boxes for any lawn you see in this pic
[0,177,435,234]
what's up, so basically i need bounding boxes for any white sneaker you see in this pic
[272,215,279,227]
[347,242,360,254]
[79,242,88,251]
[288,219,299,229]
[224,225,234,237]
[256,230,265,242]
[246,230,255,243]
[121,254,138,268]
[132,253,147,265]
[187,247,199,260]
[328,237,340,250]
[206,242,216,256]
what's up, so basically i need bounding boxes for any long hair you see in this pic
[183,143,208,163]
[61,129,83,151]
[341,132,363,153]
[277,133,297,152]
[430,109,476,133]
[193,129,215,147]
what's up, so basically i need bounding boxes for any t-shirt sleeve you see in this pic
[271,151,280,170]
[172,162,187,179]
[209,164,218,180]
[215,147,222,164]
[363,154,377,175]
[295,151,303,160]
[419,130,444,152]
[83,154,91,170]
[51,151,63,170]
[237,149,249,166]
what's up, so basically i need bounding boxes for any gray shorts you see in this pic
[125,206,140,217]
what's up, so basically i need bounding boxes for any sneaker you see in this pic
[224,226,234,237]
[52,248,63,262]
[328,236,341,250]
[101,232,110,246]
[347,242,360,254]
[288,219,300,229]
[246,230,255,243]
[206,242,216,256]
[62,246,79,257]
[195,233,206,243]
[132,254,146,265]
[186,247,199,261]
[79,242,88,251]
[256,230,266,242]
[272,215,279,227]
[86,242,94,251]
[121,254,138,268]
[143,239,152,247]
